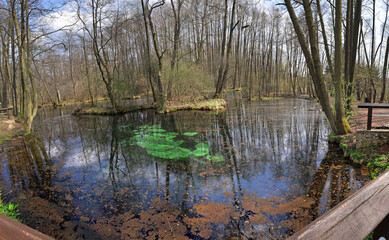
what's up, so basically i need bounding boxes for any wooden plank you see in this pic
[358,103,389,108]
[287,170,389,240]
[0,213,54,240]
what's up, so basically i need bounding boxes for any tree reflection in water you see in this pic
[5,135,54,198]
[0,99,366,239]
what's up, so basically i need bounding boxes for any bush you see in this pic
[0,190,20,221]
[163,61,214,101]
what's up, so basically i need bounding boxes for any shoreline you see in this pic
[72,99,227,116]
[0,117,25,144]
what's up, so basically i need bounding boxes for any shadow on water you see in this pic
[0,98,368,239]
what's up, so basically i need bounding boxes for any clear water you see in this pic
[0,98,366,239]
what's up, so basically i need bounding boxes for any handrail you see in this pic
[0,213,54,240]
[0,107,12,119]
[287,170,389,240]
[358,103,389,130]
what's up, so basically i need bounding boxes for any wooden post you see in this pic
[373,214,389,240]
[6,108,10,119]
[367,107,373,130]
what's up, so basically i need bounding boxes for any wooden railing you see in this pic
[358,103,389,130]
[287,170,389,240]
[0,107,12,119]
[0,213,54,239]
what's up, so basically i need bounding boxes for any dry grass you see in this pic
[0,116,24,144]
[164,99,226,113]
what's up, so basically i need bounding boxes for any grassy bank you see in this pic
[73,99,226,115]
[161,99,226,113]
[73,103,158,116]
[247,96,285,101]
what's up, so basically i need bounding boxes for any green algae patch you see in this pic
[147,147,192,159]
[206,155,223,162]
[193,143,210,157]
[183,132,198,136]
[124,124,224,162]
[131,125,189,160]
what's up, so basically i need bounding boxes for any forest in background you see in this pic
[0,0,388,133]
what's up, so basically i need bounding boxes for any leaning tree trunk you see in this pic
[284,0,350,135]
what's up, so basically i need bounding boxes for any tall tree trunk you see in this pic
[11,11,17,116]
[214,0,237,98]
[334,0,347,133]
[213,0,228,99]
[143,0,165,109]
[0,29,10,108]
[345,0,362,110]
[317,0,334,79]
[12,0,35,129]
[167,0,183,100]
[284,0,350,134]
[380,36,389,102]
[140,0,156,102]
[82,34,94,106]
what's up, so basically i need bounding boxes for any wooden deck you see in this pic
[288,170,389,240]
